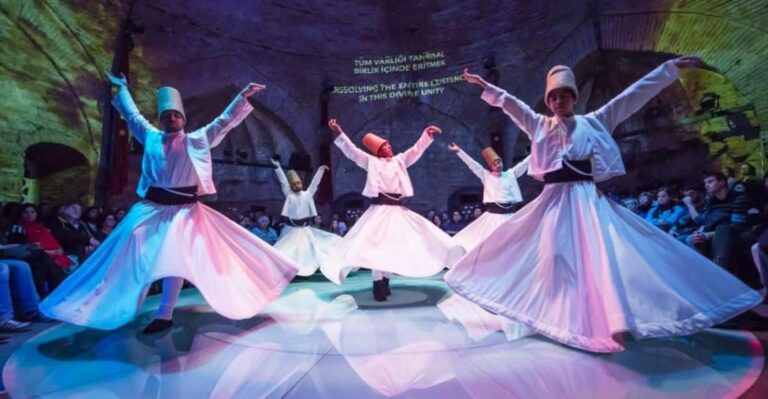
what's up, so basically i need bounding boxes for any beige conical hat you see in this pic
[545,65,578,103]
[156,86,186,120]
[362,133,389,155]
[481,147,502,168]
[286,170,302,185]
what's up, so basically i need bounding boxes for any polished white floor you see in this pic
[3,274,764,398]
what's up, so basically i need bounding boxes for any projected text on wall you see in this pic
[332,51,462,103]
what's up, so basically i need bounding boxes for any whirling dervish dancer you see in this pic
[446,57,762,352]
[270,159,342,277]
[448,143,529,253]
[41,72,298,334]
[322,119,464,301]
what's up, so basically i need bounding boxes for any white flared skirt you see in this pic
[321,205,465,285]
[40,200,299,330]
[452,211,516,255]
[274,226,343,277]
[445,181,761,353]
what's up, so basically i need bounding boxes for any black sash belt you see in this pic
[145,186,199,205]
[543,160,593,184]
[281,216,314,227]
[484,202,517,214]
[371,193,403,206]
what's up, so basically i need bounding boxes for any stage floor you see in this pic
[2,274,765,398]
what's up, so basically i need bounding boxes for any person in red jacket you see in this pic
[19,204,74,270]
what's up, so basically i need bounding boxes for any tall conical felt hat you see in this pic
[156,86,186,120]
[481,147,502,168]
[545,65,578,103]
[286,170,302,185]
[362,133,389,155]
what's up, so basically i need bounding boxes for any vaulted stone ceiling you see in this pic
[1,0,766,205]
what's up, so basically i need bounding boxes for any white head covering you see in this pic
[545,65,578,103]
[156,86,186,120]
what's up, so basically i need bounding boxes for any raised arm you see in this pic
[465,68,541,139]
[329,118,371,170]
[591,57,704,133]
[308,166,330,195]
[402,126,440,167]
[108,72,156,145]
[450,143,485,180]
[204,83,265,147]
[270,159,291,197]
[508,155,531,178]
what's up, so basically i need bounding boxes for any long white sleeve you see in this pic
[334,132,371,170]
[307,167,326,195]
[591,61,680,133]
[456,150,486,181]
[402,130,435,168]
[481,84,542,139]
[273,164,292,197]
[111,86,157,145]
[201,95,254,148]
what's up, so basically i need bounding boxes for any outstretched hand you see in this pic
[328,118,343,135]
[270,158,280,167]
[425,125,442,137]
[106,71,127,87]
[673,56,706,69]
[240,83,266,99]
[463,68,488,88]
[447,143,460,153]
[319,165,330,172]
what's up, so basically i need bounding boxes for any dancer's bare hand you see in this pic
[106,71,127,87]
[463,68,488,88]
[328,118,343,135]
[425,126,442,137]
[448,143,460,152]
[270,158,280,167]
[673,56,705,69]
[240,83,266,98]
[319,165,330,172]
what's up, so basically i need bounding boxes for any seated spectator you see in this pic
[94,212,117,242]
[115,208,127,224]
[440,211,450,225]
[50,201,100,264]
[238,215,254,229]
[621,197,640,214]
[251,215,278,245]
[672,185,706,243]
[331,219,348,236]
[722,166,737,189]
[82,206,101,237]
[646,187,685,232]
[425,209,436,223]
[740,163,765,205]
[471,206,483,221]
[637,192,653,219]
[0,259,50,332]
[443,210,467,236]
[432,215,443,229]
[687,172,754,271]
[2,206,67,296]
[18,204,74,269]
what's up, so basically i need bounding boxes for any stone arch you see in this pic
[24,143,90,204]
[447,186,483,213]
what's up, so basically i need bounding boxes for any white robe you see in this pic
[321,130,464,284]
[272,165,342,276]
[445,61,761,353]
[40,88,299,329]
[452,151,529,252]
